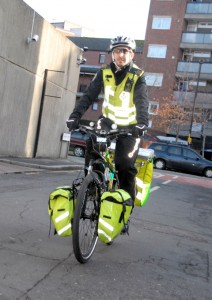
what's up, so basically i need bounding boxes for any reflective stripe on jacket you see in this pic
[102,66,144,126]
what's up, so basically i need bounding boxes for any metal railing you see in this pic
[177,61,212,75]
[181,32,212,44]
[186,3,212,14]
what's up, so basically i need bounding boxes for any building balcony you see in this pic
[173,90,212,110]
[185,3,212,21]
[176,61,212,80]
[180,32,212,50]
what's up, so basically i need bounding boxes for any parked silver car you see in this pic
[148,142,212,178]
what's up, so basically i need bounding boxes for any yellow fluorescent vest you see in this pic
[102,65,144,126]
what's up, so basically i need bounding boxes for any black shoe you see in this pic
[120,220,130,235]
[106,240,113,245]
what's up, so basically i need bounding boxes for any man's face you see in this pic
[113,47,134,68]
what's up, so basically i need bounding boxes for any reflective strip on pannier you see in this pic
[57,223,72,236]
[98,217,114,232]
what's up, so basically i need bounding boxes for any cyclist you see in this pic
[67,36,149,232]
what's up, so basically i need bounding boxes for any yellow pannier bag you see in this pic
[48,186,75,236]
[98,189,133,244]
[134,148,154,207]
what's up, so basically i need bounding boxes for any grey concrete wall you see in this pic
[0,0,81,158]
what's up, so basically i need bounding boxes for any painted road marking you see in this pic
[153,173,165,178]
[152,172,212,189]
[162,180,172,185]
[150,186,160,192]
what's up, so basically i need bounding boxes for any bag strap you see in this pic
[115,190,127,225]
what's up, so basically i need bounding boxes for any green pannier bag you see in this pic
[98,189,133,244]
[134,149,154,207]
[48,186,75,237]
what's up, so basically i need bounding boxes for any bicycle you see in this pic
[71,122,151,264]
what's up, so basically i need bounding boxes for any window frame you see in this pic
[152,16,172,30]
[99,53,106,64]
[147,44,167,58]
[145,73,163,87]
[92,102,98,111]
[148,102,159,115]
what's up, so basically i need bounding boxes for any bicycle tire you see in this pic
[72,172,101,263]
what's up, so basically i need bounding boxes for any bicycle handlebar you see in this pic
[77,124,134,139]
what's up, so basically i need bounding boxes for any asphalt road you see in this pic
[0,167,212,300]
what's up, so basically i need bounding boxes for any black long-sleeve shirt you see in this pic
[70,61,149,126]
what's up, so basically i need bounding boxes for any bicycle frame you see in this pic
[71,123,153,263]
[71,124,131,263]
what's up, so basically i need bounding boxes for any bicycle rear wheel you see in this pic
[72,172,101,263]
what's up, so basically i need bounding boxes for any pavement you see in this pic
[0,155,84,174]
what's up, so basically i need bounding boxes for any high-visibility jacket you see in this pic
[102,65,144,126]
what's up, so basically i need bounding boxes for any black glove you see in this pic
[132,124,147,138]
[66,118,79,131]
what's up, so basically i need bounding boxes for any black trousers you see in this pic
[85,134,139,200]
[114,135,139,200]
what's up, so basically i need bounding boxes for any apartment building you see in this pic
[143,0,212,145]
[64,0,212,148]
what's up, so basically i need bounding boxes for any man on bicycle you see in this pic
[67,36,149,214]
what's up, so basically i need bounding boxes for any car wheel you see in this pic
[204,168,212,178]
[73,146,85,157]
[154,159,166,170]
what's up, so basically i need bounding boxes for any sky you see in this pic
[23,0,151,39]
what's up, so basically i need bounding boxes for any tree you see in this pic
[153,99,190,141]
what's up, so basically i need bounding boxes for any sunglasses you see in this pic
[113,48,132,55]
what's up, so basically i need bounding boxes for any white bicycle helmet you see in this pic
[110,36,136,51]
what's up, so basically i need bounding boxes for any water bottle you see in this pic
[104,167,110,182]
[109,172,114,189]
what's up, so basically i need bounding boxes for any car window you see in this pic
[151,144,167,151]
[182,148,199,159]
[71,131,89,140]
[71,132,82,138]
[168,146,181,155]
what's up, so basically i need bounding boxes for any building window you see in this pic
[148,102,159,115]
[179,81,189,91]
[193,51,210,58]
[198,22,212,29]
[190,80,207,87]
[152,16,171,30]
[145,73,163,87]
[92,102,98,111]
[99,53,105,64]
[79,84,87,93]
[182,50,211,61]
[178,80,207,91]
[147,45,167,58]
[187,24,197,32]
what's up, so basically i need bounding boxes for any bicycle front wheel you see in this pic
[72,173,101,263]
